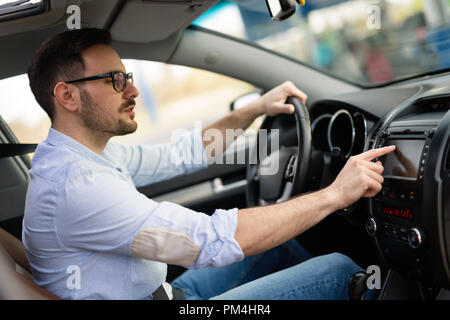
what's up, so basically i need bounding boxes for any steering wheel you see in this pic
[246,97,312,206]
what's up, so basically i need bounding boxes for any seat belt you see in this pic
[152,284,171,300]
[152,282,185,300]
[0,144,38,159]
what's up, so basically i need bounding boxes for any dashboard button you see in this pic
[366,218,377,237]
[387,190,396,199]
[408,228,424,249]
[384,223,398,238]
[391,227,398,238]
[398,227,409,242]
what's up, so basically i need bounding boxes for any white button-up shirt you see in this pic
[22,127,244,299]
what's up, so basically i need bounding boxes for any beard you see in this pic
[79,89,137,136]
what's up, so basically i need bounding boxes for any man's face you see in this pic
[77,44,139,136]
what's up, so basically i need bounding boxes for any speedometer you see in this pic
[327,109,355,158]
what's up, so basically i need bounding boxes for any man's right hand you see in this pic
[328,145,396,210]
[235,145,396,257]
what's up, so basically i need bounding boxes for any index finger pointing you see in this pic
[358,145,396,161]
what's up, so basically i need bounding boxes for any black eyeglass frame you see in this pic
[52,71,133,95]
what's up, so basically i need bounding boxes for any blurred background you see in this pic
[1,0,449,147]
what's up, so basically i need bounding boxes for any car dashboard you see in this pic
[307,74,450,294]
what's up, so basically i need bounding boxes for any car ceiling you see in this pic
[0,0,220,79]
[0,0,219,40]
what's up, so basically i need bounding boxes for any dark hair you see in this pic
[27,28,111,121]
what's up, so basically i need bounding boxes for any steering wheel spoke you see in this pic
[246,97,312,206]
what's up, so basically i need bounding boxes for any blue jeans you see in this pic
[171,239,363,300]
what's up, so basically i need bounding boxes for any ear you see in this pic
[52,82,81,113]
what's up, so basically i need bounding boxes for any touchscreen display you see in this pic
[380,139,425,180]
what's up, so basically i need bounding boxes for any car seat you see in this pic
[0,227,59,299]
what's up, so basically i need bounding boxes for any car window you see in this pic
[0,60,256,147]
[114,60,256,145]
[0,73,50,143]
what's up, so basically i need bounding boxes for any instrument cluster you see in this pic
[311,109,368,158]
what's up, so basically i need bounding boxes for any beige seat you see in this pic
[0,228,59,300]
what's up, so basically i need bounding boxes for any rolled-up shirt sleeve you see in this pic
[57,161,244,269]
[130,202,244,269]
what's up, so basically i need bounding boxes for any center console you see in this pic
[366,96,450,290]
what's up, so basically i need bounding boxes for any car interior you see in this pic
[0,0,450,300]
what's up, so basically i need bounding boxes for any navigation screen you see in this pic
[380,139,425,181]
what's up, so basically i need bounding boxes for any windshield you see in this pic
[193,0,450,87]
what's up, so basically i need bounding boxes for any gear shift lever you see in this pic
[349,271,370,300]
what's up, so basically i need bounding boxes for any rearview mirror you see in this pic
[265,0,295,21]
[265,0,306,21]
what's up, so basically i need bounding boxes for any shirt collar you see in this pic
[45,127,118,169]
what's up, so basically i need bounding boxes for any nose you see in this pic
[124,79,139,100]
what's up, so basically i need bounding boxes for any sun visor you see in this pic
[109,0,217,43]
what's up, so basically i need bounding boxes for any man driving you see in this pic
[23,28,395,300]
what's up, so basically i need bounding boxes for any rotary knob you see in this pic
[366,218,377,237]
[408,227,424,249]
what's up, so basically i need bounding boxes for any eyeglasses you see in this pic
[60,71,133,93]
